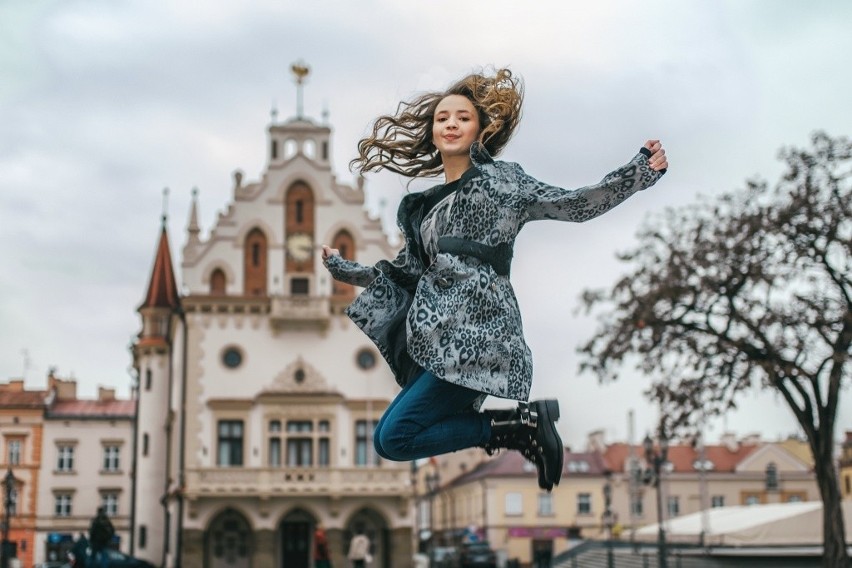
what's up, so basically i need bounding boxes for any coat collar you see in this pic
[470,141,494,165]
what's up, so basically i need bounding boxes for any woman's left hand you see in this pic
[643,139,668,171]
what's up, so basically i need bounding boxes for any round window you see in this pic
[294,369,306,383]
[356,348,377,370]
[222,347,243,369]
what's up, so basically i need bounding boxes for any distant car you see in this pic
[430,545,460,568]
[459,541,497,568]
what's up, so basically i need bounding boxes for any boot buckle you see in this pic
[518,403,538,428]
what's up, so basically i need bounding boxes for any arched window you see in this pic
[331,230,356,300]
[210,268,226,295]
[244,228,267,296]
[206,509,252,568]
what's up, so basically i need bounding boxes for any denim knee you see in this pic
[372,422,393,460]
[376,419,413,462]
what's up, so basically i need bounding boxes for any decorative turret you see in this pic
[131,198,183,564]
[138,211,181,348]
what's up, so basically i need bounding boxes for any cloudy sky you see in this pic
[2,1,850,450]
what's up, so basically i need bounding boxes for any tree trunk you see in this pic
[813,444,849,567]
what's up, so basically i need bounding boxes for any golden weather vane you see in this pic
[290,61,310,119]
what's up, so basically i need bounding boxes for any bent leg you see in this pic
[377,370,490,461]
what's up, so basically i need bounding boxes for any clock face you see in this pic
[287,233,313,262]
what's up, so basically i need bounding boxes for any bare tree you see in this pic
[578,132,851,566]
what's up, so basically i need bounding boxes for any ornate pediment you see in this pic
[260,357,339,395]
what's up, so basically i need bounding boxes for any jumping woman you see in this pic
[322,68,667,490]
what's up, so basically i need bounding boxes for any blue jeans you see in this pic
[374,369,491,461]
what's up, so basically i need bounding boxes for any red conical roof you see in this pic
[140,221,180,310]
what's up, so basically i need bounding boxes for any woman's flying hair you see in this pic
[351,67,524,178]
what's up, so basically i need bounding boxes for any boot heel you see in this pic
[543,399,560,422]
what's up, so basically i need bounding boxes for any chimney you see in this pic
[98,387,116,402]
[741,433,761,446]
[720,432,739,452]
[0,379,25,392]
[587,429,606,453]
[55,380,78,401]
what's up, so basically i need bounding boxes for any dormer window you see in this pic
[765,462,779,491]
[693,459,715,471]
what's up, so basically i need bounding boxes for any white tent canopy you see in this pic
[634,501,852,546]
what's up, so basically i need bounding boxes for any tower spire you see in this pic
[187,187,200,244]
[290,60,310,119]
[140,215,180,312]
[161,187,170,225]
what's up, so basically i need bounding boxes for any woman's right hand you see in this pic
[321,245,339,261]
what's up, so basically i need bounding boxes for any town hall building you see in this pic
[130,70,413,568]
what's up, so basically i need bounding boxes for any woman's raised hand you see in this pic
[643,139,668,171]
[321,245,340,260]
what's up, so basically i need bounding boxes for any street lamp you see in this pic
[425,468,441,554]
[643,433,669,568]
[2,468,17,568]
[602,473,614,568]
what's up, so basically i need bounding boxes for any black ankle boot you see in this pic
[482,400,563,491]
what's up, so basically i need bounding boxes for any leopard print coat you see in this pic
[325,142,664,404]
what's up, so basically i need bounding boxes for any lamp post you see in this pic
[643,433,669,568]
[602,474,615,568]
[2,468,17,568]
[425,468,441,555]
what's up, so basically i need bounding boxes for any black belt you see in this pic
[437,236,513,276]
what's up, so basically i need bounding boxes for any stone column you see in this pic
[181,529,204,568]
[254,529,276,568]
[388,527,413,568]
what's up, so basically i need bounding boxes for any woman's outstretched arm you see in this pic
[521,140,668,224]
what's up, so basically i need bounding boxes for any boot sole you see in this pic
[531,399,563,490]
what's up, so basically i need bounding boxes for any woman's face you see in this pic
[432,94,480,160]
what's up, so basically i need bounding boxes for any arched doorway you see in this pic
[344,508,389,568]
[205,508,253,568]
[278,508,316,568]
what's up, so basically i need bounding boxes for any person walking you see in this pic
[314,524,332,568]
[89,507,115,568]
[347,529,371,568]
[323,68,668,490]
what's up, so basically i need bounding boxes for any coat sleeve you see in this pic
[323,255,380,288]
[519,148,665,223]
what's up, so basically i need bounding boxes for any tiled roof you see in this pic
[603,442,760,474]
[0,390,47,408]
[47,399,136,418]
[449,448,609,487]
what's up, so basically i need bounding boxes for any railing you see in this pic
[184,466,411,497]
[269,296,330,329]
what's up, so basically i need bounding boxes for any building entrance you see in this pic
[205,508,252,568]
[279,509,313,568]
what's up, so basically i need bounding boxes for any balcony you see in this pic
[184,466,411,498]
[270,295,330,331]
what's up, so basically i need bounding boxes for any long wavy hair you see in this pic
[350,68,524,179]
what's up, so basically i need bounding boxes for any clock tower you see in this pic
[133,66,411,568]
